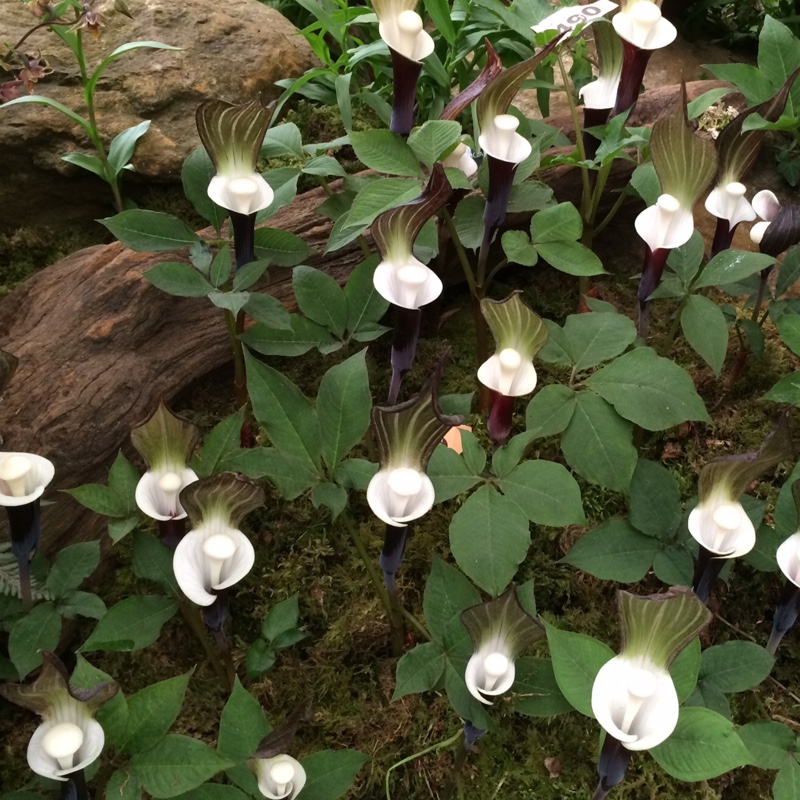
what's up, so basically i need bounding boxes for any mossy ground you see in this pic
[2,125,800,800]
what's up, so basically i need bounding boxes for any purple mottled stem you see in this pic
[390,48,423,137]
[692,545,726,604]
[463,720,486,750]
[487,392,514,451]
[592,734,631,800]
[380,522,409,594]
[613,41,652,117]
[229,210,257,271]
[62,767,88,800]
[158,517,186,550]
[481,155,517,250]
[388,306,421,404]
[767,578,800,654]
[583,106,612,161]
[710,219,734,259]
[636,245,669,339]
[5,500,40,612]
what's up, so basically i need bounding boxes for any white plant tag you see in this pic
[532,0,617,34]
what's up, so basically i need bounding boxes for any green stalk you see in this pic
[177,597,229,690]
[593,188,628,237]
[385,730,464,800]
[441,208,476,297]
[659,296,689,357]
[341,510,404,657]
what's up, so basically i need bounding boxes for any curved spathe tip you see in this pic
[478,115,532,165]
[135,468,199,521]
[634,195,694,251]
[27,717,105,781]
[464,648,516,704]
[373,256,443,309]
[0,452,55,507]
[612,2,677,50]
[208,173,274,215]
[704,183,756,228]
[173,522,255,606]
[580,76,621,111]
[687,499,755,558]
[752,189,780,222]
[591,656,679,751]
[477,352,537,397]
[366,468,435,527]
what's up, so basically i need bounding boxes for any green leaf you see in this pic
[449,484,531,596]
[105,770,142,800]
[349,130,422,177]
[303,155,347,178]
[108,120,151,173]
[546,625,614,717]
[208,291,250,316]
[58,590,106,620]
[667,229,704,286]
[312,481,348,520]
[562,312,637,370]
[777,247,800,296]
[129,735,232,798]
[534,240,605,277]
[253,228,313,267]
[299,750,369,800]
[512,657,573,717]
[426,444,480,504]
[8,602,61,679]
[244,293,291,329]
[244,350,320,470]
[499,460,586,526]
[393,641,446,700]
[738,721,796,769]
[765,370,800,404]
[246,640,276,679]
[101,211,201,252]
[423,556,481,643]
[775,760,800,800]
[650,707,750,781]
[408,120,462,168]
[241,316,335,357]
[132,532,179,595]
[681,294,729,376]
[227,448,318,500]
[452,195,485,250]
[778,314,800,356]
[62,151,106,179]
[261,594,301,642]
[694,249,776,289]
[171,787,248,800]
[347,178,423,228]
[699,641,774,693]
[144,262,213,297]
[45,541,100,598]
[193,409,246,478]
[257,167,302,222]
[562,519,659,582]
[530,202,583,243]
[2,93,91,132]
[333,458,378,492]
[585,347,710,430]
[524,384,577,440]
[182,147,226,231]
[64,482,125,517]
[293,266,347,337]
[122,671,192,754]
[759,16,800,92]
[460,431,486,476]
[501,230,539,266]
[560,392,637,492]
[671,637,701,704]
[217,678,271,761]
[316,350,371,470]
[262,123,304,158]
[344,255,389,335]
[71,656,129,749]
[82,596,177,652]
[630,161,661,205]
[629,459,682,539]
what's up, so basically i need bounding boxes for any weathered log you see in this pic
[0,80,716,554]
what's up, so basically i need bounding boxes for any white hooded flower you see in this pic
[634,193,694,251]
[28,716,105,781]
[478,114,532,164]
[465,647,516,705]
[705,181,756,228]
[208,173,274,216]
[750,189,781,245]
[135,467,199,521]
[591,656,679,751]
[688,498,755,558]
[580,74,622,110]
[373,254,443,309]
[612,0,677,50]
[477,347,537,397]
[254,754,307,800]
[776,532,800,587]
[173,517,255,606]
[366,466,435,527]
[442,142,478,178]
[374,0,434,63]
[0,452,55,507]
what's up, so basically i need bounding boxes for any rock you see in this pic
[0,0,316,229]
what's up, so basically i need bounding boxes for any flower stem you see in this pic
[341,510,404,656]
[442,737,471,800]
[177,597,229,689]
[224,308,253,447]
[212,627,237,691]
[385,730,463,800]
[441,208,476,297]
